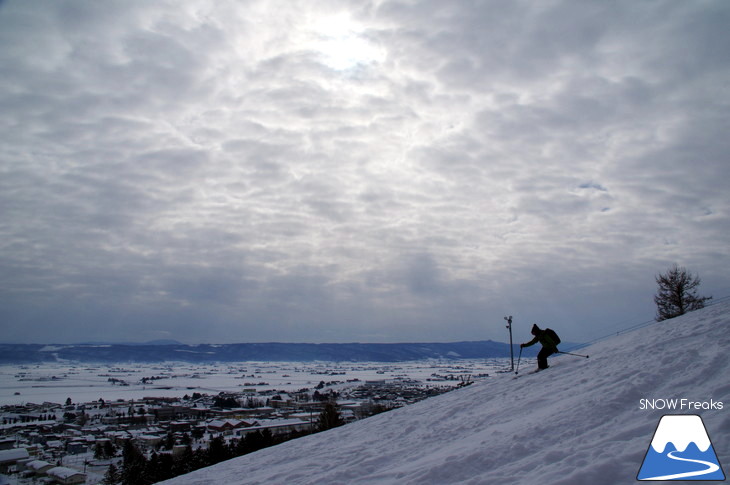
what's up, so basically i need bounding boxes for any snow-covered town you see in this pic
[0,360,498,484]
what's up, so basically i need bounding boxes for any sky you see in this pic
[1,0,729,345]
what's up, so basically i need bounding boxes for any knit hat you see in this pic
[531,323,540,335]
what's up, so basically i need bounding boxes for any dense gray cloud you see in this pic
[1,0,728,344]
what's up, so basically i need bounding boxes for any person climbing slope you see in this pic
[520,324,560,371]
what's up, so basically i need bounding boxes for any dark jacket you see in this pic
[522,329,558,352]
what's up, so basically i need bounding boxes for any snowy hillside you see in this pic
[159,302,730,485]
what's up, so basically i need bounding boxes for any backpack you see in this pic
[545,328,561,346]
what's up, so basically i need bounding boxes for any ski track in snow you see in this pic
[159,301,730,485]
[640,450,720,480]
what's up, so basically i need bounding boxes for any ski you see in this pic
[513,368,543,379]
[513,363,558,379]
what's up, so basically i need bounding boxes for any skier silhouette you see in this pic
[520,324,559,370]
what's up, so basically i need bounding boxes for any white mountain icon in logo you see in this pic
[637,414,725,481]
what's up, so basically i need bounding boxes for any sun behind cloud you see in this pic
[310,12,386,71]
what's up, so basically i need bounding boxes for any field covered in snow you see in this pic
[0,359,503,406]
[159,301,730,485]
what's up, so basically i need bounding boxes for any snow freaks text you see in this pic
[639,399,724,411]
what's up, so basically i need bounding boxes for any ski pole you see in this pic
[515,347,523,374]
[556,350,589,358]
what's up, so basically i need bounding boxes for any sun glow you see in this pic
[311,13,386,71]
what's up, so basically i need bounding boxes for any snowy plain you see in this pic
[0,360,500,406]
[159,301,730,485]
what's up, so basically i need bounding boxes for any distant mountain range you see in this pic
[0,341,542,363]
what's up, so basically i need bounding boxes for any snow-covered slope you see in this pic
[159,302,730,485]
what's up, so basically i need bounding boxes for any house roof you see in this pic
[26,460,53,471]
[0,448,29,464]
[47,466,85,479]
[207,419,252,429]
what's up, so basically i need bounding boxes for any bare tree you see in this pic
[654,264,712,321]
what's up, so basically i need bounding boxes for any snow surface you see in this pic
[158,302,730,485]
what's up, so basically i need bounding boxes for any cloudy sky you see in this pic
[1,0,729,345]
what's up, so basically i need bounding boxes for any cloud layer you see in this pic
[1,0,728,344]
